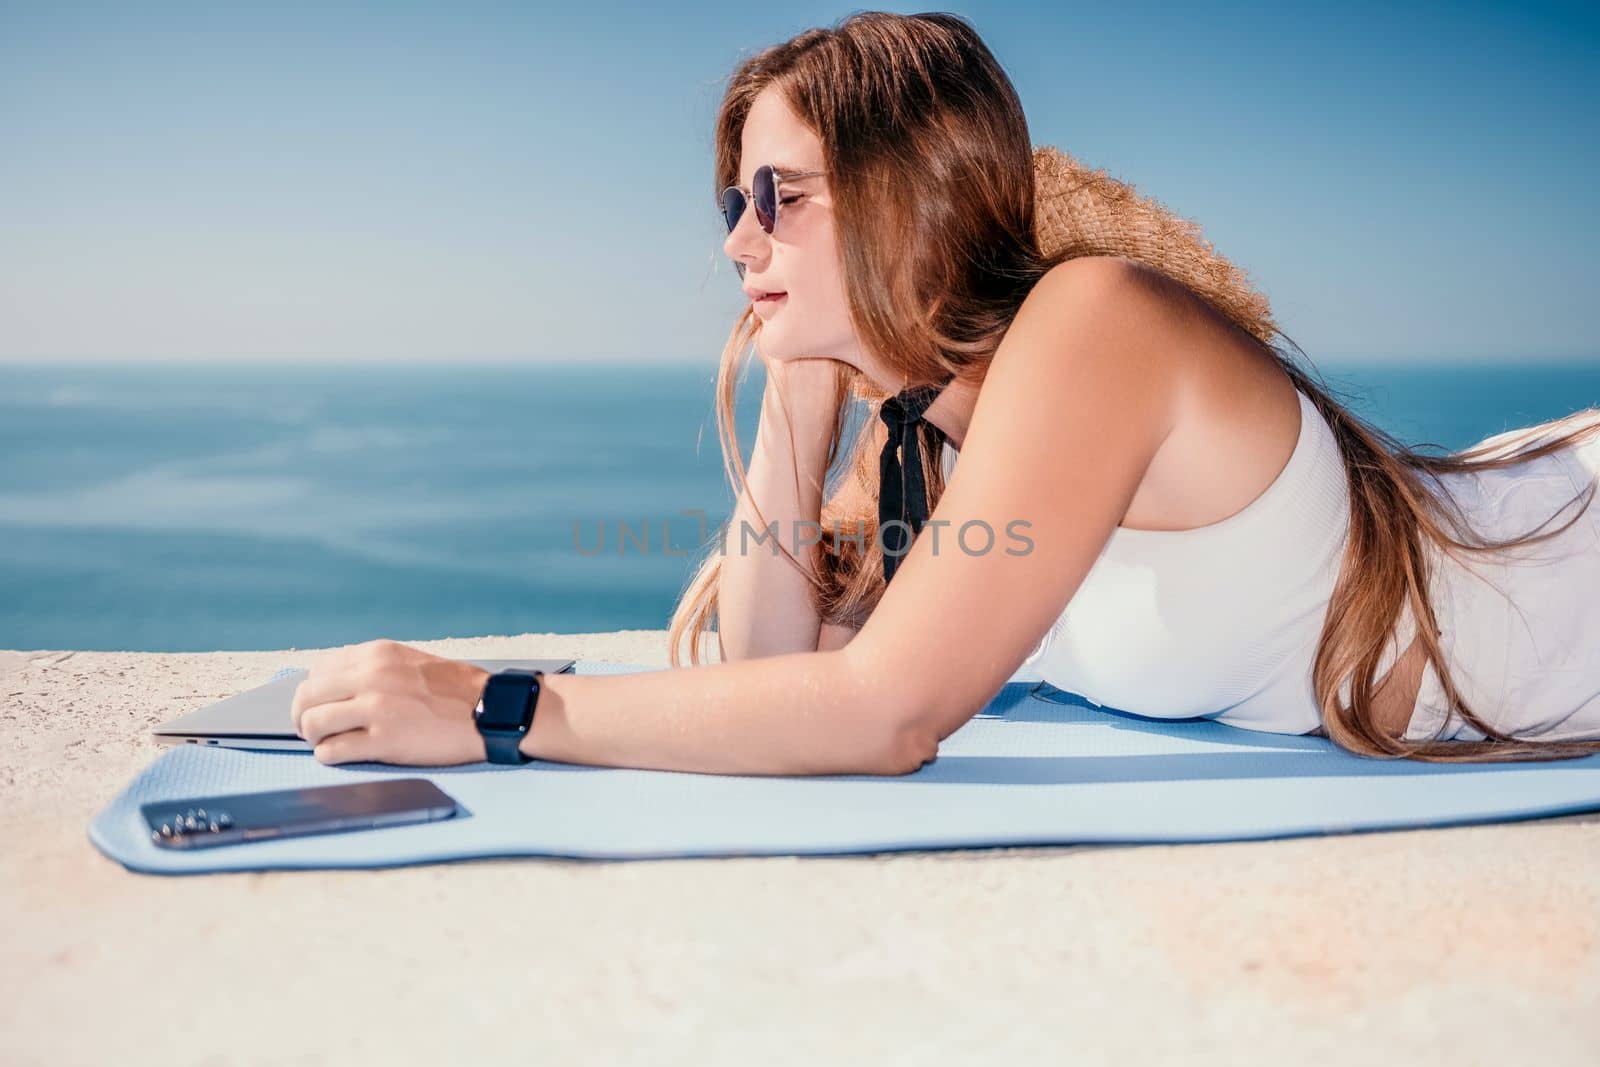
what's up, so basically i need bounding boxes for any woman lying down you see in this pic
[290,13,1600,772]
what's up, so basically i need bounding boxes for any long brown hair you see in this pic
[667,10,1600,763]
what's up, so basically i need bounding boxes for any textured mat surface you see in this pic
[89,661,1600,875]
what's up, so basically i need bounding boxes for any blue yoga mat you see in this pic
[89,660,1600,875]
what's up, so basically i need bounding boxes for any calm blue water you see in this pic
[2,358,1597,652]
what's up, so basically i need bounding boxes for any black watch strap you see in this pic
[474,669,542,765]
[482,730,530,765]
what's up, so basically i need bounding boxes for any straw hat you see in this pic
[1032,145,1280,348]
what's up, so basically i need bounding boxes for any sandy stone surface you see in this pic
[3,630,1599,1065]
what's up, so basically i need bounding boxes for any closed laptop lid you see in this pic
[152,657,577,744]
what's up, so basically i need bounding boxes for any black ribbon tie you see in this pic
[877,380,946,585]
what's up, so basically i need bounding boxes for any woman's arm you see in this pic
[841,256,1180,744]
[295,638,919,774]
[513,646,923,775]
[302,256,1177,777]
[716,359,845,661]
[520,256,1179,775]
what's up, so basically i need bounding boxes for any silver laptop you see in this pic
[151,658,577,752]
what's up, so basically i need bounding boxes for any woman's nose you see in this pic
[722,203,769,264]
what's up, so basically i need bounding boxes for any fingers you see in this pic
[291,667,362,734]
[299,696,371,745]
[289,645,381,735]
[312,727,372,765]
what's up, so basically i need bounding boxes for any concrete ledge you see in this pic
[3,631,1599,1063]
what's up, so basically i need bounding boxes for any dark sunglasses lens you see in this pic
[720,187,744,233]
[752,165,777,233]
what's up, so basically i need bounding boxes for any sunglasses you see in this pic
[719,164,826,235]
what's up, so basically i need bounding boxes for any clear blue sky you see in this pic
[1,1,1595,364]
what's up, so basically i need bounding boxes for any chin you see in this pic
[757,329,797,362]
[759,326,846,365]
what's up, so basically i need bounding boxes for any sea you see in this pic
[2,358,1597,653]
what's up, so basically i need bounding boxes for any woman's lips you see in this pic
[754,291,787,303]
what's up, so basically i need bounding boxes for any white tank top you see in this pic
[1370,413,1600,744]
[940,387,1351,734]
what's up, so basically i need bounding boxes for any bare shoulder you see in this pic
[1029,257,1304,533]
[1036,253,1141,287]
[969,253,1187,495]
[1000,255,1189,408]
[1043,254,1219,314]
[1033,254,1249,334]
[1032,253,1174,298]
[1023,255,1197,355]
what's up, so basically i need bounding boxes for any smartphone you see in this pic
[141,777,459,850]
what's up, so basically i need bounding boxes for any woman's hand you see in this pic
[758,339,903,400]
[762,352,847,423]
[289,639,493,766]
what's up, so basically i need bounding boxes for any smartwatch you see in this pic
[472,669,543,765]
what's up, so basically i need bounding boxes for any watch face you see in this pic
[476,671,538,732]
